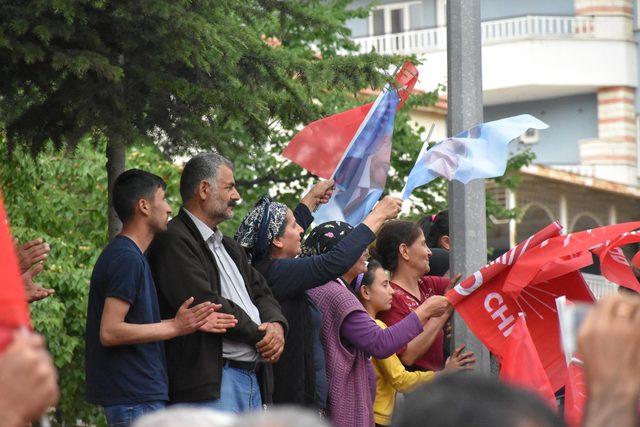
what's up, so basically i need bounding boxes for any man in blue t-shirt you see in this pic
[85,169,237,426]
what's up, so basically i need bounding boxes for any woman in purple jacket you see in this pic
[303,221,451,427]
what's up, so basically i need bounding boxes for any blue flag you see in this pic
[401,114,549,199]
[313,89,400,226]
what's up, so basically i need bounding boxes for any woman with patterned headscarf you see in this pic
[235,184,403,415]
[305,222,452,427]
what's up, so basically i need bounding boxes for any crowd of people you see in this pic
[2,151,640,427]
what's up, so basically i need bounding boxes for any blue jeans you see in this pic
[194,363,262,414]
[103,400,165,427]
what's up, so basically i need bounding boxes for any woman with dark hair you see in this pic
[305,222,451,427]
[234,185,403,414]
[353,261,472,427]
[417,210,450,276]
[373,220,474,374]
[418,210,449,250]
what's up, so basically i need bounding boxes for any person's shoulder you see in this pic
[100,237,143,262]
[151,216,197,250]
[253,258,274,277]
[420,275,448,291]
[222,235,252,265]
[164,214,192,237]
[222,234,243,251]
[389,282,409,301]
[310,280,348,299]
[91,239,146,287]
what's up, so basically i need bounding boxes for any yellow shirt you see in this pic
[372,319,436,426]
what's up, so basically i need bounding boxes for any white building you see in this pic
[347,0,640,296]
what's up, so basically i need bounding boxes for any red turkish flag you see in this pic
[564,359,587,427]
[499,314,556,409]
[0,196,31,351]
[283,61,418,178]
[394,61,419,109]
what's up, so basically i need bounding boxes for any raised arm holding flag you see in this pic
[283,62,418,225]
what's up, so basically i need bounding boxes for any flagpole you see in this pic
[423,123,436,147]
[446,0,492,374]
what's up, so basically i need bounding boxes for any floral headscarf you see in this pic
[235,196,288,263]
[301,221,354,257]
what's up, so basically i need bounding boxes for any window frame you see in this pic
[368,1,421,35]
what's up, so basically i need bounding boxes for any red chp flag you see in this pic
[592,230,640,292]
[504,222,640,298]
[499,314,556,409]
[445,222,594,391]
[0,195,31,351]
[283,61,418,178]
[564,359,587,427]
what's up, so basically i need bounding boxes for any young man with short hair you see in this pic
[85,169,235,426]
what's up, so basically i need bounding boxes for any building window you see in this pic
[369,2,420,35]
[372,9,385,36]
[436,0,447,27]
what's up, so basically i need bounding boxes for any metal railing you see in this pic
[583,273,618,300]
[353,15,627,55]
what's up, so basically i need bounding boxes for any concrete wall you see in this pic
[484,94,598,165]
[480,0,574,21]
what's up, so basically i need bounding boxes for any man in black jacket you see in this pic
[148,153,288,413]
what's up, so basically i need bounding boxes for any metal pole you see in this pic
[447,0,492,374]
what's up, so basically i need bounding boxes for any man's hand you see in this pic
[443,344,475,373]
[173,297,214,335]
[301,179,335,212]
[256,322,285,363]
[198,310,238,334]
[23,264,55,303]
[579,294,640,397]
[0,332,59,427]
[579,294,640,427]
[15,238,50,274]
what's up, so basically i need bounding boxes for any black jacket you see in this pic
[254,204,375,408]
[147,208,288,403]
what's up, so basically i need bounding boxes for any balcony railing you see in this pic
[583,273,617,300]
[353,15,630,55]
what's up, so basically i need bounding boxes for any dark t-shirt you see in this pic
[85,236,168,405]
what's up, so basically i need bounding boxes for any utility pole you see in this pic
[447,0,491,374]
